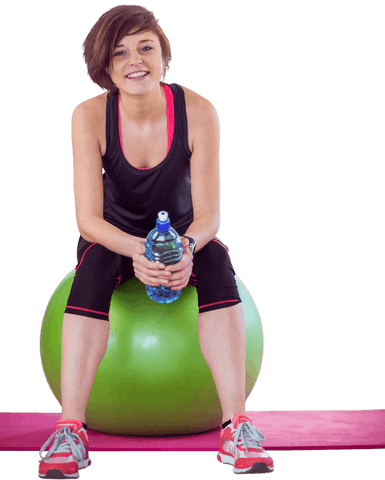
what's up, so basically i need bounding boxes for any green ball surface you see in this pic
[40,272,263,436]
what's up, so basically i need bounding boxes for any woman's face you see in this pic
[108,30,164,96]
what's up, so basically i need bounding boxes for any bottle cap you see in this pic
[156,211,170,231]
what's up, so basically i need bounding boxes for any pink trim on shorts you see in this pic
[197,239,237,310]
[212,238,228,251]
[66,305,109,316]
[187,271,198,287]
[187,239,232,289]
[199,299,239,310]
[186,238,239,309]
[75,243,97,276]
[211,238,233,263]
[118,84,174,170]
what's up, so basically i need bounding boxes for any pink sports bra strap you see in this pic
[161,83,175,154]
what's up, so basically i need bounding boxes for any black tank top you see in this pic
[102,83,193,238]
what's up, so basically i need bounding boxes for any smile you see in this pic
[126,71,149,80]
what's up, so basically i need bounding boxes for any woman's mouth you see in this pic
[126,71,149,80]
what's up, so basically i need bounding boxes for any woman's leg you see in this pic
[60,313,110,423]
[61,237,135,423]
[197,303,247,425]
[190,237,245,424]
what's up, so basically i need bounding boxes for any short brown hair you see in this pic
[83,5,172,98]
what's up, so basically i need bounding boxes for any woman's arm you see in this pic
[72,100,139,258]
[181,86,221,253]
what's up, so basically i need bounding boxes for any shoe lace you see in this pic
[232,422,265,456]
[39,427,86,463]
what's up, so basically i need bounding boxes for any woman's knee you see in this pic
[76,243,120,277]
[193,238,233,272]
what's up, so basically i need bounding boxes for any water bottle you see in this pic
[145,211,183,303]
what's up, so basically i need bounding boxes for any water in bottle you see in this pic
[145,211,183,303]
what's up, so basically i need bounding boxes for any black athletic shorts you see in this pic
[65,235,242,321]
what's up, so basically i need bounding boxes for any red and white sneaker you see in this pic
[38,419,91,479]
[218,414,274,474]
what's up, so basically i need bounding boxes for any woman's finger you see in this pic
[167,259,193,289]
[134,237,192,288]
[134,264,170,285]
[170,272,191,290]
[132,241,171,286]
[164,241,192,272]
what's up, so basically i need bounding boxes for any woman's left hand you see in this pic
[164,237,193,290]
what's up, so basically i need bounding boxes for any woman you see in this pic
[38,5,274,478]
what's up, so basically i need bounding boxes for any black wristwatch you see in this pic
[182,236,197,255]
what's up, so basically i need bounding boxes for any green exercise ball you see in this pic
[40,272,263,436]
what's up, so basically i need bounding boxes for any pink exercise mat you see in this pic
[1,410,384,452]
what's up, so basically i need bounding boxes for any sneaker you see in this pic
[218,414,274,474]
[38,419,91,479]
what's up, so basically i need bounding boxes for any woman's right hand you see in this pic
[131,239,171,287]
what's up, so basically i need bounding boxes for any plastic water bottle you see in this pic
[145,211,183,303]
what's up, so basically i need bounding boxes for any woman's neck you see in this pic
[118,83,166,125]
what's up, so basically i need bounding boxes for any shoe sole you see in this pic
[218,453,274,474]
[234,463,274,474]
[38,458,91,479]
[38,470,79,479]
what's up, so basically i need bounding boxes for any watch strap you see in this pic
[181,236,197,255]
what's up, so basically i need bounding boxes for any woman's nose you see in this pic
[129,54,143,66]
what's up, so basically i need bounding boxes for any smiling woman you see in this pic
[37,4,274,479]
[107,31,165,99]
[83,5,171,98]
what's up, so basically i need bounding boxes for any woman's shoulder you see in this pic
[72,93,108,152]
[177,84,218,125]
[72,92,108,123]
[178,85,215,111]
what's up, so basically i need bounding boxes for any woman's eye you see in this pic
[113,46,152,57]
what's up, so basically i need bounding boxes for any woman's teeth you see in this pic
[127,72,149,79]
